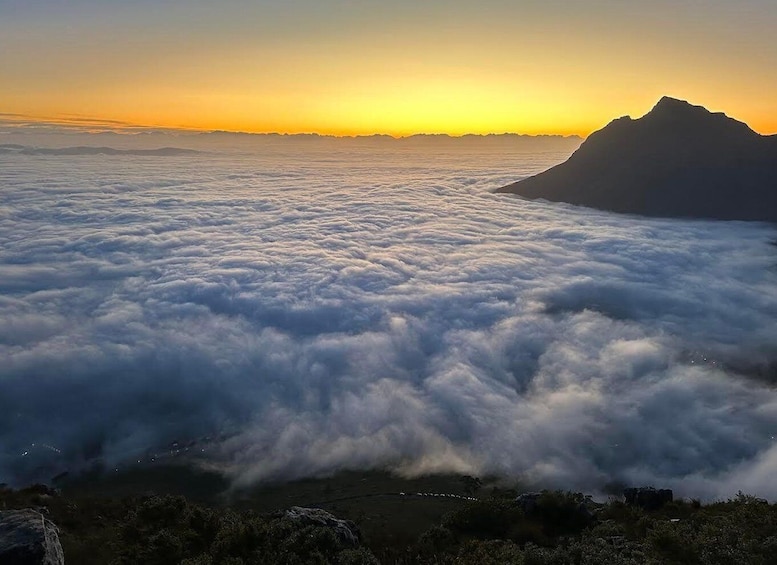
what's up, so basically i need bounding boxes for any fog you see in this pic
[1,142,776,500]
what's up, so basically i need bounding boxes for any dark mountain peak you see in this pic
[592,97,714,135]
[638,96,755,138]
[652,96,700,112]
[647,96,711,123]
[497,98,777,222]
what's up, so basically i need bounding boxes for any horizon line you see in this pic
[0,112,587,139]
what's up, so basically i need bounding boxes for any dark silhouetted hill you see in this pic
[497,97,777,221]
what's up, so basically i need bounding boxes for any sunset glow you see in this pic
[2,1,776,135]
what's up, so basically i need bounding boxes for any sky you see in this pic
[1,0,776,136]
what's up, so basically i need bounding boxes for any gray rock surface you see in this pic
[623,487,673,510]
[0,509,65,565]
[283,506,360,546]
[514,492,543,513]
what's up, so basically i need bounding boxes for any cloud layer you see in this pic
[1,145,776,500]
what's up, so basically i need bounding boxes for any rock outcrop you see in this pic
[0,509,65,565]
[514,492,543,513]
[282,506,361,546]
[497,97,777,222]
[623,487,673,510]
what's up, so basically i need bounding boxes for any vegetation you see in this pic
[2,471,777,564]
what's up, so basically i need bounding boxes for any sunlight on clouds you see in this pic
[1,146,776,501]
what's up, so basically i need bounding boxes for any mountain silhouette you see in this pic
[497,97,777,222]
[0,144,201,156]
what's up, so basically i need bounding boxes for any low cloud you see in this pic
[1,146,776,500]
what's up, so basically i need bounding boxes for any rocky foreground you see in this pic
[0,506,65,565]
[2,473,777,564]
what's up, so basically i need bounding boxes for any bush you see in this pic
[442,499,526,541]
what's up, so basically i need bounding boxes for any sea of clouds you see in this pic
[1,143,777,500]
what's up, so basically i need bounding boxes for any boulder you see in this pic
[514,492,543,513]
[0,509,65,565]
[283,506,360,546]
[623,487,673,510]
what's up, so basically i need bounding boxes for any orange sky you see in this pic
[1,1,775,136]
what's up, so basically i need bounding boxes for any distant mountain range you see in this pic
[497,97,777,222]
[0,144,201,156]
[0,130,582,153]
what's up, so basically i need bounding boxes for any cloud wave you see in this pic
[1,146,776,500]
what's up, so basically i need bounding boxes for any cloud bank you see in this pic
[1,145,776,500]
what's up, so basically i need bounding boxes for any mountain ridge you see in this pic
[0,144,202,156]
[497,97,777,222]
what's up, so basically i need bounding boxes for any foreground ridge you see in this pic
[1,478,775,564]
